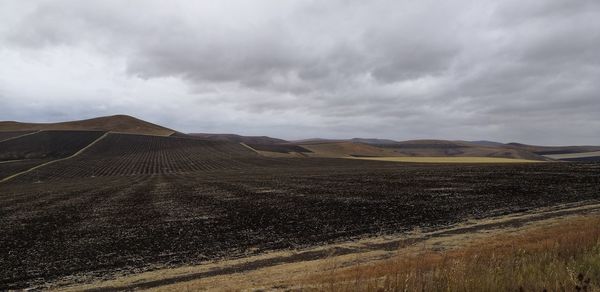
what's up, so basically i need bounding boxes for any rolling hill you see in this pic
[374,139,549,161]
[9,133,261,181]
[505,143,600,155]
[288,139,550,161]
[296,141,398,158]
[3,115,598,162]
[0,130,105,161]
[0,115,175,136]
[187,133,287,144]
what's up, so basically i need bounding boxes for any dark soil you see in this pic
[563,156,600,162]
[8,133,264,179]
[0,130,104,161]
[0,159,51,180]
[1,157,599,289]
[0,131,35,141]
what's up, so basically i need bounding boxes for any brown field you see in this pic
[375,139,548,161]
[286,139,549,161]
[57,203,600,291]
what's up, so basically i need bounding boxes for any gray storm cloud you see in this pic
[0,0,599,144]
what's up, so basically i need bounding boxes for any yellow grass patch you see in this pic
[347,156,541,163]
[309,215,600,292]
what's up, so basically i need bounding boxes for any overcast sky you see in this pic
[0,1,599,144]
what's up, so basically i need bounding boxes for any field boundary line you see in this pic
[0,159,35,164]
[0,132,109,183]
[0,130,42,143]
[109,131,175,137]
[239,142,261,154]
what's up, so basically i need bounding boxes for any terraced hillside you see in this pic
[0,131,37,142]
[9,133,263,181]
[0,159,53,180]
[0,130,105,161]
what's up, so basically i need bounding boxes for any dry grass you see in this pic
[348,156,541,163]
[309,216,600,291]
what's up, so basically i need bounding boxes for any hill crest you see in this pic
[0,115,176,136]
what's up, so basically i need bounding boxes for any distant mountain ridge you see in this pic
[289,139,549,161]
[3,115,599,161]
[505,143,600,155]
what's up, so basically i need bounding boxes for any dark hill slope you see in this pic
[506,143,600,155]
[188,133,287,144]
[12,133,264,180]
[0,115,175,136]
[349,138,400,145]
[0,130,105,161]
[0,131,37,142]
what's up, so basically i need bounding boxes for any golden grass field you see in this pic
[347,156,541,163]
[308,215,600,291]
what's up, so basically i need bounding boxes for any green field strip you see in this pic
[0,132,109,183]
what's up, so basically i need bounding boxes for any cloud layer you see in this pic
[1,0,599,144]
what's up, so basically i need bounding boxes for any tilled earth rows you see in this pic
[0,161,599,289]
